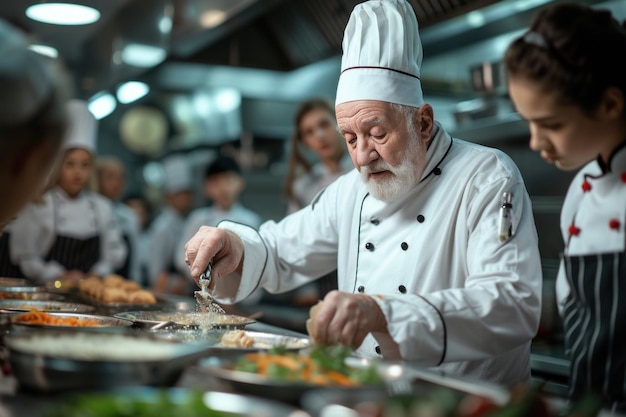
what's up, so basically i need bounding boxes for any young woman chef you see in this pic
[10,99,126,283]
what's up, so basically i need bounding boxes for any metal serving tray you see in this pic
[0,299,94,313]
[114,310,256,330]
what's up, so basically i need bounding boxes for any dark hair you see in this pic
[504,3,626,116]
[283,97,336,202]
[204,154,241,179]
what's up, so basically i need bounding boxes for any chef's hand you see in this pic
[184,226,244,285]
[309,290,388,349]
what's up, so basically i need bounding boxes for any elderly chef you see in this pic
[147,154,194,294]
[11,99,126,282]
[185,0,542,387]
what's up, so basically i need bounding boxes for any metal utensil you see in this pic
[194,264,225,314]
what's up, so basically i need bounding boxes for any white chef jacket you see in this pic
[10,187,127,281]
[288,153,355,214]
[556,143,626,310]
[215,123,542,386]
[146,206,186,286]
[554,143,626,408]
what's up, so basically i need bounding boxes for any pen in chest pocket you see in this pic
[498,192,514,242]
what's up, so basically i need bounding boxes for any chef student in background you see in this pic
[147,154,194,294]
[94,156,142,284]
[185,0,542,387]
[174,154,262,300]
[0,19,69,275]
[11,99,127,282]
[277,97,354,306]
[505,3,626,410]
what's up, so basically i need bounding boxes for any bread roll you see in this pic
[103,274,125,287]
[101,287,128,303]
[128,290,156,304]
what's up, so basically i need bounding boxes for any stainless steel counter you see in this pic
[530,343,570,397]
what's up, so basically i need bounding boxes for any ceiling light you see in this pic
[116,81,150,104]
[88,92,117,120]
[121,43,167,68]
[26,3,101,26]
[28,44,59,59]
[466,11,485,27]
[200,10,227,28]
[215,88,241,113]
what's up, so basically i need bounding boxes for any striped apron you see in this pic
[562,248,626,411]
[44,194,101,274]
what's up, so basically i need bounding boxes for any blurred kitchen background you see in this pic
[3,0,625,382]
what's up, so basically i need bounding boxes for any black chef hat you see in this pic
[0,19,55,126]
[205,155,241,179]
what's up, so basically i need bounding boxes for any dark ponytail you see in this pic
[505,3,626,116]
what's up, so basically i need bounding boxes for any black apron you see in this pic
[115,232,132,279]
[44,194,101,274]
[0,232,25,278]
[562,247,626,412]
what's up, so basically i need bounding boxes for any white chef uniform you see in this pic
[215,122,542,387]
[11,187,126,281]
[556,142,626,409]
[146,154,193,286]
[9,100,126,281]
[212,0,542,387]
[288,153,354,214]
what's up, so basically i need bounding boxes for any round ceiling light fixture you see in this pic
[26,3,101,25]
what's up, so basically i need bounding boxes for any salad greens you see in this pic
[45,390,239,417]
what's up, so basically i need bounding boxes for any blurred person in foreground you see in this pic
[95,156,142,284]
[0,19,68,229]
[0,19,69,278]
[505,3,626,410]
[185,0,542,386]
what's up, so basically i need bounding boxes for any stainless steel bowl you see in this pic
[0,291,67,301]
[115,310,256,330]
[0,278,33,287]
[5,330,216,392]
[153,329,312,351]
[0,299,94,313]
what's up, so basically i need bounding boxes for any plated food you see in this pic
[10,310,132,329]
[197,346,384,403]
[115,310,256,330]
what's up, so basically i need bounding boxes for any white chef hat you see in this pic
[62,99,98,154]
[162,154,192,194]
[335,0,424,108]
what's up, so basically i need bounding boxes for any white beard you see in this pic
[360,135,426,202]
